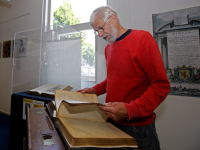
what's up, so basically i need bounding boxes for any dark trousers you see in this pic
[107,115,161,150]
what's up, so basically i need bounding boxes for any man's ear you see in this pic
[110,14,118,24]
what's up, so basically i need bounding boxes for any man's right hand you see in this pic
[77,88,96,94]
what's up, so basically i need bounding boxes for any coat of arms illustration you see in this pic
[179,65,190,80]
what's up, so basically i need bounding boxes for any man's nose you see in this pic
[98,31,104,37]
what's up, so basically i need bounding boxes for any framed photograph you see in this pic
[3,40,11,58]
[0,42,2,58]
[152,6,200,97]
[14,37,28,57]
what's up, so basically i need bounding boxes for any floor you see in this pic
[0,112,10,150]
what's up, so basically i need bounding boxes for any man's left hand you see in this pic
[97,102,128,121]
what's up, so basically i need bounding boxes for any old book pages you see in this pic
[57,118,137,147]
[54,90,137,148]
[55,90,103,112]
[27,84,73,98]
[28,83,57,95]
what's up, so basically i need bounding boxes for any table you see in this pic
[9,92,54,150]
[27,107,65,150]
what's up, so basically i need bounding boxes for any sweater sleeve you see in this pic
[92,79,107,96]
[124,32,170,120]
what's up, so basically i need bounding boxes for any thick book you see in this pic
[27,83,73,98]
[51,90,138,149]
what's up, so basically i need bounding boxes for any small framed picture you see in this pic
[3,40,11,58]
[14,37,28,57]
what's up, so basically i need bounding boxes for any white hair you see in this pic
[90,6,120,26]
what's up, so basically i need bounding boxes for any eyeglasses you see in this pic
[94,16,111,35]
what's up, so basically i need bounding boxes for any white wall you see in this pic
[0,0,43,114]
[105,0,200,150]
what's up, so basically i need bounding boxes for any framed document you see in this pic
[14,37,28,57]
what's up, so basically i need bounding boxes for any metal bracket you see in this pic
[42,133,55,146]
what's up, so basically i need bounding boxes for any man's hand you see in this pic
[98,102,128,121]
[77,88,96,94]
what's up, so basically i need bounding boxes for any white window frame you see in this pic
[43,1,98,82]
[71,23,97,82]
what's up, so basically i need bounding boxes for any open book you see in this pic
[48,90,137,149]
[27,83,73,98]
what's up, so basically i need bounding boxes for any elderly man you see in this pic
[78,6,170,150]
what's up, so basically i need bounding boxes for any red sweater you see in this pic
[93,30,170,126]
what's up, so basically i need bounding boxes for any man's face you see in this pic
[93,16,118,44]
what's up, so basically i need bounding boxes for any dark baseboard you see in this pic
[0,111,10,116]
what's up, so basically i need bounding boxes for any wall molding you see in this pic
[0,13,30,24]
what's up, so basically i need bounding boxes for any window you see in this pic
[47,0,107,87]
[51,0,107,25]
